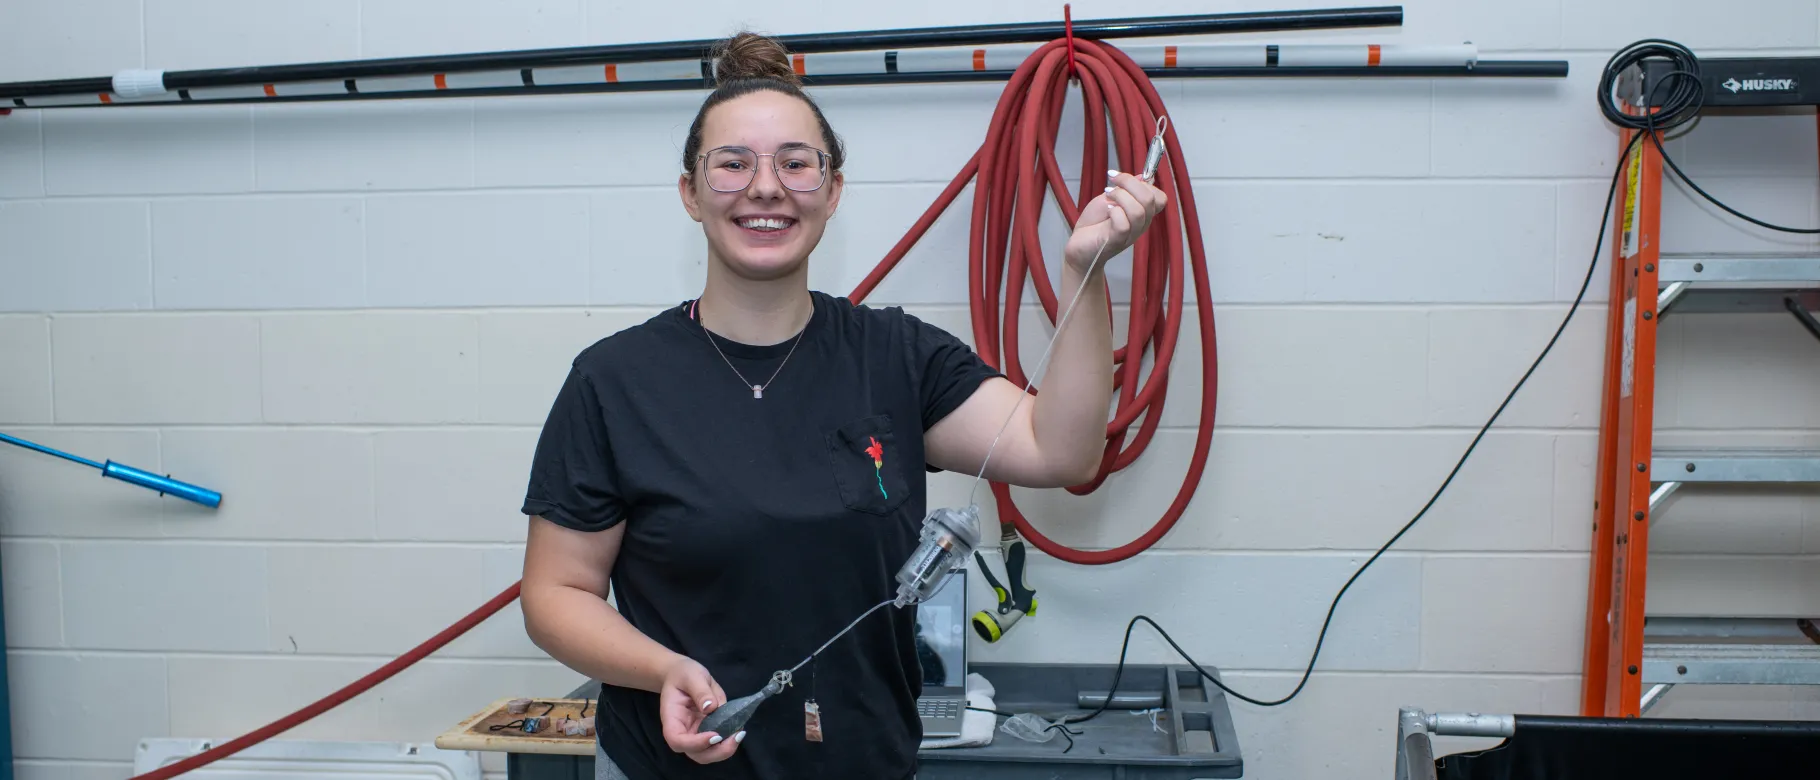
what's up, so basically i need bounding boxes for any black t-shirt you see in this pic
[519,290,1002,780]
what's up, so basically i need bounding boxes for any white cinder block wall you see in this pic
[4,1,1820,778]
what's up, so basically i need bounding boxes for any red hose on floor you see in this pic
[130,34,1213,779]
[849,36,1215,564]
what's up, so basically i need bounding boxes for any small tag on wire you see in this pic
[804,700,824,742]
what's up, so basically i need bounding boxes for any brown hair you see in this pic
[681,32,846,177]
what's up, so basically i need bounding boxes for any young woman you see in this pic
[518,30,1165,780]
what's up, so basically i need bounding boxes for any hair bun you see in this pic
[713,31,799,85]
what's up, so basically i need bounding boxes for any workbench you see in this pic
[438,661,1244,779]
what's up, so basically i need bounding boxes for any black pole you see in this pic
[4,61,1570,110]
[0,6,1403,99]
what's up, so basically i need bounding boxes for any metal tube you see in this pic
[1656,281,1688,317]
[1426,712,1515,738]
[1077,690,1166,709]
[1786,295,1820,344]
[0,6,1403,99]
[1640,682,1674,713]
[1648,481,1681,517]
[103,461,224,508]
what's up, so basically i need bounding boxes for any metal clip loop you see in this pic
[1141,115,1169,183]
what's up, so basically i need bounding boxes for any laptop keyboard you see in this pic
[918,698,963,719]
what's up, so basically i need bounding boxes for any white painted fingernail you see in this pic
[1108,169,1119,177]
[1104,186,1114,193]
[734,731,746,743]
[702,699,714,710]
[709,735,724,745]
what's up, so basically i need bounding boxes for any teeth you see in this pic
[738,217,791,231]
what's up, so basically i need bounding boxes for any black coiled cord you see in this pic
[1599,38,1819,234]
[1598,39,1705,132]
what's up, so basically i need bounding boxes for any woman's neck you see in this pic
[695,266,814,346]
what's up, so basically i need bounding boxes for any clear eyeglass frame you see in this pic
[695,145,831,193]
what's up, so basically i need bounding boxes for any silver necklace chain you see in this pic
[699,305,808,399]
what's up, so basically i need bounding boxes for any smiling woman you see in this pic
[678,33,849,294]
[515,27,1165,780]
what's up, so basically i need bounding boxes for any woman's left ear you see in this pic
[826,170,844,218]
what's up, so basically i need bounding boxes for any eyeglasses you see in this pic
[695,145,830,193]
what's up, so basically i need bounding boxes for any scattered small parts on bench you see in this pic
[556,700,596,736]
[492,701,557,733]
[556,715,596,736]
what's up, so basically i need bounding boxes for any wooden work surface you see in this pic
[435,697,598,756]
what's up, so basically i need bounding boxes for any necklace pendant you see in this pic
[753,384,764,399]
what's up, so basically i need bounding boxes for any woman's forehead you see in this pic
[700,91,821,149]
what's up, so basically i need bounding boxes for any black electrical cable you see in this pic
[1063,37,1820,720]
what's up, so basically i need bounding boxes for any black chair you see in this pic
[1395,706,1820,780]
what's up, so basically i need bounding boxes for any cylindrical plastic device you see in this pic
[111,69,167,99]
[103,461,222,508]
[893,504,982,606]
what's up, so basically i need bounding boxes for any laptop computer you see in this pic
[914,569,968,738]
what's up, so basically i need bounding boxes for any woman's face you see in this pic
[680,90,843,282]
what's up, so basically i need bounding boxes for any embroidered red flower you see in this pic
[865,436,887,498]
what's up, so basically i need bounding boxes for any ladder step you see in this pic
[1652,449,1820,482]
[1658,253,1820,284]
[1656,254,1820,313]
[1642,617,1820,686]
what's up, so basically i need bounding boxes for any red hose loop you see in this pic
[126,582,524,780]
[1063,4,1077,78]
[850,37,1217,565]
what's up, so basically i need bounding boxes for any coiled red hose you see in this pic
[849,36,1215,564]
[129,35,1212,779]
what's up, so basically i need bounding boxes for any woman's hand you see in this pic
[659,655,740,763]
[1065,169,1168,274]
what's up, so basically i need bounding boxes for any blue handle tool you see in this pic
[0,431,222,508]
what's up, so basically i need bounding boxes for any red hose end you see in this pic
[1063,4,1077,79]
[0,108,10,116]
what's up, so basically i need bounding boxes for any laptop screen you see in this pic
[914,570,967,691]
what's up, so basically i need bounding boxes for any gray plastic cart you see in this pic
[508,661,1243,779]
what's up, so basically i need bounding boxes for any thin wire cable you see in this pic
[967,231,1114,507]
[787,597,896,675]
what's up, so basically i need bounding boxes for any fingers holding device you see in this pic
[1066,115,1171,274]
[661,656,741,763]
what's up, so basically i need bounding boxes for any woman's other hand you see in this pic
[659,655,741,763]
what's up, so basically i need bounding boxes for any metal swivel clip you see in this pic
[1140,115,1169,184]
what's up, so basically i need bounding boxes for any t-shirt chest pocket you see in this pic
[823,414,911,516]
